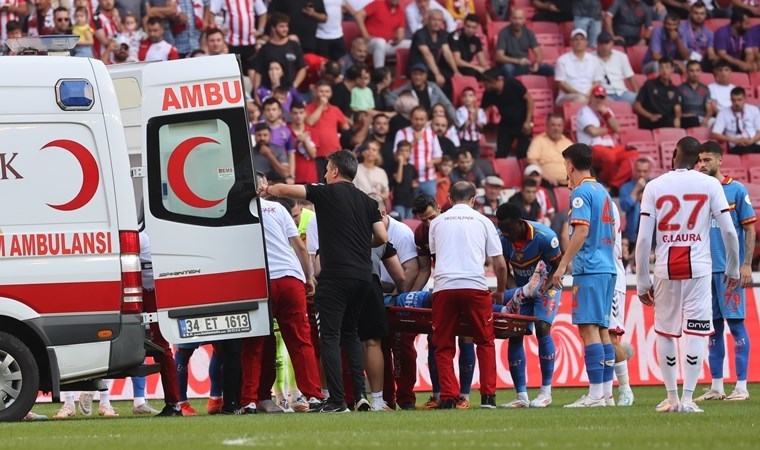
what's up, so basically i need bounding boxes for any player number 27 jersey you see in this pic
[640,169,730,280]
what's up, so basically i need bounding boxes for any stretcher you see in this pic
[306,302,537,339]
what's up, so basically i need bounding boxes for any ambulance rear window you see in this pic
[146,108,257,227]
[113,78,141,110]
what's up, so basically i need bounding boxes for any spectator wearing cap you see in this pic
[555,28,605,106]
[595,31,639,105]
[508,178,545,223]
[110,34,137,63]
[355,0,410,69]
[634,58,683,129]
[573,0,603,48]
[494,7,554,79]
[679,1,717,69]
[449,149,485,187]
[576,85,638,191]
[523,164,556,222]
[642,13,689,75]
[481,67,533,159]
[604,0,654,47]
[476,175,507,223]
[526,113,573,186]
[408,9,459,91]
[385,64,457,119]
[713,8,755,73]
[678,59,716,128]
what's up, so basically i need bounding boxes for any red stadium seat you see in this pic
[529,88,554,118]
[749,167,760,184]
[616,114,639,130]
[402,218,421,231]
[653,127,686,145]
[742,154,760,167]
[540,46,560,65]
[562,101,585,130]
[632,74,648,91]
[487,21,510,51]
[619,128,653,145]
[492,158,523,189]
[659,140,680,169]
[559,21,574,46]
[705,18,730,32]
[553,186,571,211]
[516,74,550,90]
[687,127,711,142]
[451,75,480,106]
[608,101,633,116]
[729,72,752,92]
[342,21,361,51]
[627,141,661,167]
[699,72,716,85]
[626,46,648,74]
[395,47,409,80]
[527,21,560,35]
[670,73,683,86]
[535,33,564,48]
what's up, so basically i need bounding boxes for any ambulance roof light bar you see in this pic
[6,35,79,56]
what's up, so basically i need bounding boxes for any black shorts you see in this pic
[358,279,389,341]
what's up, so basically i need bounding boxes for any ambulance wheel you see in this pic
[0,331,40,422]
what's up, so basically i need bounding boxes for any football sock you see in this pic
[711,378,725,393]
[614,362,630,391]
[321,389,330,398]
[371,391,384,408]
[209,350,223,398]
[682,333,708,403]
[64,392,75,404]
[132,376,146,407]
[708,319,725,381]
[727,319,750,383]
[99,392,111,406]
[516,392,529,402]
[508,338,528,394]
[656,335,679,400]
[460,393,470,401]
[458,340,475,395]
[539,385,551,396]
[602,343,615,398]
[736,380,748,391]
[538,335,555,388]
[584,344,604,399]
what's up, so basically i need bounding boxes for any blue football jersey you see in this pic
[710,177,756,272]
[501,221,562,285]
[569,178,616,276]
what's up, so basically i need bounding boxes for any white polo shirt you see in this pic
[380,217,417,285]
[429,203,502,293]
[708,82,736,112]
[555,51,605,103]
[712,104,760,148]
[576,105,617,147]
[596,49,635,96]
[261,199,305,282]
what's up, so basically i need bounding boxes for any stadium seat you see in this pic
[632,74,648,90]
[742,153,760,167]
[535,33,564,48]
[529,88,554,119]
[475,156,495,176]
[722,154,743,168]
[487,21,510,51]
[723,167,749,184]
[553,186,571,211]
[747,183,760,202]
[523,6,536,19]
[729,72,752,91]
[705,18,730,32]
[451,75,480,106]
[749,167,760,184]
[750,71,760,88]
[619,128,653,145]
[532,114,547,135]
[670,73,682,86]
[516,74,550,90]
[342,21,361,50]
[608,101,633,116]
[527,21,560,35]
[687,127,711,142]
[652,127,686,145]
[616,114,639,130]
[562,101,585,131]
[649,166,666,178]
[559,21,574,46]
[541,46,560,65]
[627,141,660,167]
[659,140,680,169]
[486,105,501,125]
[395,47,409,80]
[402,218,421,231]
[626,46,648,74]
[492,158,523,189]
[699,73,716,85]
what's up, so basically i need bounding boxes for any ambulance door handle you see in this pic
[131,166,146,178]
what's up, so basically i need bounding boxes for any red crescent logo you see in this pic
[40,139,99,211]
[167,136,225,208]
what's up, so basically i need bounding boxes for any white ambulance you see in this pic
[0,37,270,421]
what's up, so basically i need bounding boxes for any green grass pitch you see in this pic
[1,385,756,449]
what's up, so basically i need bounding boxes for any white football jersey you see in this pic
[640,169,729,280]
[612,202,626,294]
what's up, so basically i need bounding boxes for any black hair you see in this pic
[449,181,476,203]
[411,193,438,215]
[372,67,391,85]
[262,97,282,109]
[326,150,359,180]
[731,86,746,97]
[699,139,724,156]
[345,64,366,82]
[686,59,702,69]
[676,136,701,167]
[522,178,538,188]
[291,101,305,110]
[495,202,523,222]
[464,13,480,24]
[146,16,163,27]
[562,143,593,171]
[731,8,748,26]
[253,122,270,133]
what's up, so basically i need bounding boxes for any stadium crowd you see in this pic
[5,0,756,417]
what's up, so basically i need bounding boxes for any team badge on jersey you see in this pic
[551,237,559,248]
[572,197,584,208]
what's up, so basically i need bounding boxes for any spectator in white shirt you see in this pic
[555,28,604,106]
[316,0,359,60]
[595,31,638,104]
[405,0,456,37]
[711,86,760,155]
[708,60,737,113]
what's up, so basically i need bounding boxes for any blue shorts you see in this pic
[572,273,615,328]
[389,290,432,308]
[711,273,746,320]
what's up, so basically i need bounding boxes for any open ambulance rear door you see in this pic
[140,55,270,344]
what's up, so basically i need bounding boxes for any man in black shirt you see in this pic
[331,64,362,117]
[481,68,534,159]
[408,9,458,90]
[368,114,397,175]
[260,150,388,413]
[251,13,307,104]
[268,0,327,54]
[634,58,683,129]
[449,14,488,80]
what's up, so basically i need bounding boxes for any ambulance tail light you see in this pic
[119,231,143,314]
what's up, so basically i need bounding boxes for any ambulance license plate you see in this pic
[178,313,251,338]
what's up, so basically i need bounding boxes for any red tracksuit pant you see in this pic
[143,289,180,404]
[241,276,323,405]
[431,289,496,401]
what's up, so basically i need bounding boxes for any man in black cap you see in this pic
[595,30,639,104]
